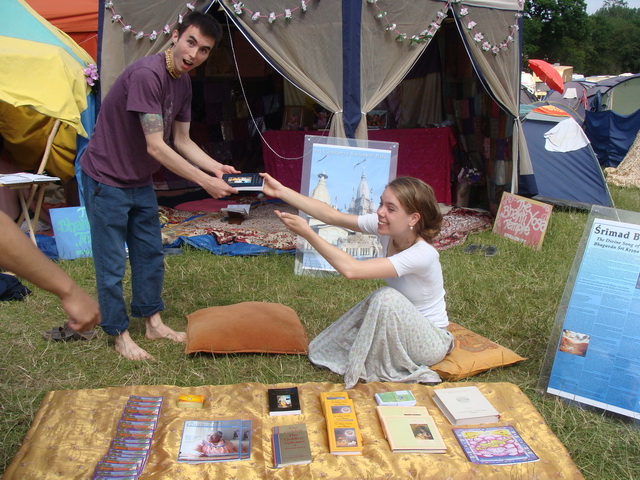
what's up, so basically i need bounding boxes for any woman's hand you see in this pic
[275,210,313,238]
[260,173,285,199]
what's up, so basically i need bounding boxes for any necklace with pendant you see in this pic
[165,48,182,79]
[393,237,418,252]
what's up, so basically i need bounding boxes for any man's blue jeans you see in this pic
[82,171,164,336]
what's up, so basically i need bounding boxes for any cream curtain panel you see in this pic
[454,4,532,178]
[219,1,443,139]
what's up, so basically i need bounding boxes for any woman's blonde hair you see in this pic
[387,176,442,243]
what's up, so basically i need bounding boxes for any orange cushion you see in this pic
[431,322,526,380]
[185,302,308,354]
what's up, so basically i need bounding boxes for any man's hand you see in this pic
[212,164,240,178]
[201,174,238,199]
[61,285,101,332]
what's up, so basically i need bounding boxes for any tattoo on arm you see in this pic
[139,113,164,135]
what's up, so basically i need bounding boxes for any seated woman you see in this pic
[261,174,453,389]
[195,431,238,456]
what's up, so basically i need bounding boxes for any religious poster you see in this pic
[294,135,398,277]
[493,192,553,250]
[538,207,640,419]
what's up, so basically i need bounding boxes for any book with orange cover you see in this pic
[322,395,363,455]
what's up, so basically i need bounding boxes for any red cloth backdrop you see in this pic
[261,127,456,204]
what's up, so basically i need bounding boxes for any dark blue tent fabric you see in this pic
[342,2,362,139]
[584,109,640,167]
[36,233,293,260]
[521,119,611,207]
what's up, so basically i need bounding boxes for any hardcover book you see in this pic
[177,419,252,463]
[432,386,500,425]
[271,423,312,467]
[268,387,301,416]
[453,426,539,465]
[222,173,264,191]
[376,406,447,453]
[375,390,417,407]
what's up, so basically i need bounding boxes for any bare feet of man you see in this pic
[114,330,154,361]
[144,312,187,343]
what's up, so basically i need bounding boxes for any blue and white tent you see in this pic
[519,103,612,208]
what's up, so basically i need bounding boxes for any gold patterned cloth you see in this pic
[4,382,584,479]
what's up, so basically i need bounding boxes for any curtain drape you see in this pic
[453,4,532,181]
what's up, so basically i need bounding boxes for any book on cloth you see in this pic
[268,386,301,416]
[322,394,363,455]
[271,423,312,467]
[177,419,252,463]
[432,386,500,425]
[374,390,417,407]
[453,426,539,465]
[376,406,447,454]
[222,173,264,191]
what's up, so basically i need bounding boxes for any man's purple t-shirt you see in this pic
[81,52,191,188]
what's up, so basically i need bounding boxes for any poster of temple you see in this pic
[294,136,398,276]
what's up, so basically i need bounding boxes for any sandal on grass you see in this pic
[463,243,482,254]
[481,245,498,257]
[42,322,97,342]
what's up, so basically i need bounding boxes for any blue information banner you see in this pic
[546,216,640,419]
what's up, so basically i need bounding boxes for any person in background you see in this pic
[261,173,453,389]
[80,11,239,361]
[0,210,100,332]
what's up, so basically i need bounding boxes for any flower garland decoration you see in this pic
[367,0,524,55]
[84,63,100,94]
[230,0,314,23]
[104,1,200,41]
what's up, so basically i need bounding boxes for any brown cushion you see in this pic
[185,302,308,354]
[431,322,526,380]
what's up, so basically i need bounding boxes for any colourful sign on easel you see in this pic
[50,206,92,259]
[493,192,553,250]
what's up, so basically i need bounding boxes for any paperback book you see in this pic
[322,395,363,455]
[432,386,500,425]
[376,406,447,453]
[453,426,539,465]
[222,173,264,191]
[177,419,252,463]
[271,423,312,467]
[375,390,417,407]
[268,387,301,416]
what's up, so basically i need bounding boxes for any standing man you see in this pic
[81,12,238,360]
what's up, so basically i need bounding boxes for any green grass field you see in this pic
[1,185,639,478]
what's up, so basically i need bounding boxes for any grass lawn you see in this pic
[1,185,639,478]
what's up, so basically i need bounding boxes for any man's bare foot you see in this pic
[144,312,187,343]
[114,330,154,361]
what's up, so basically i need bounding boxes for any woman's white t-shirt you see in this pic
[358,214,449,328]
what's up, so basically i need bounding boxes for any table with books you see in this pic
[4,381,585,479]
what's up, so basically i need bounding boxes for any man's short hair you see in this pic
[177,11,222,47]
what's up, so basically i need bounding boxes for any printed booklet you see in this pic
[453,426,539,465]
[177,419,252,463]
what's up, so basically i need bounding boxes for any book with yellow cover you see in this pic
[322,397,363,455]
[376,406,447,454]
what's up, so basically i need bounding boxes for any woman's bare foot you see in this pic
[114,330,154,361]
[144,312,187,343]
